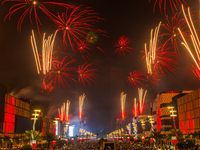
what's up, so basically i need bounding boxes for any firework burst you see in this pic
[149,0,188,15]
[127,70,146,88]
[114,36,133,56]
[161,11,199,58]
[43,55,77,92]
[120,92,126,121]
[2,0,73,35]
[79,93,86,120]
[54,5,107,53]
[77,40,91,61]
[77,63,97,86]
[58,100,70,122]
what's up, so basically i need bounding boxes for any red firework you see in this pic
[77,40,91,61]
[161,11,198,57]
[153,46,178,77]
[114,36,133,56]
[43,55,77,92]
[149,0,188,15]
[2,0,73,35]
[120,111,126,121]
[77,63,97,86]
[132,106,139,118]
[53,5,107,53]
[127,70,146,88]
[138,102,145,114]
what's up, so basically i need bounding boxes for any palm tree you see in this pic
[150,131,164,147]
[23,130,43,144]
[43,132,55,148]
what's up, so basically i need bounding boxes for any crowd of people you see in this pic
[63,139,155,150]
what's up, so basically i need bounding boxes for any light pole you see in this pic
[31,109,41,146]
[168,106,178,138]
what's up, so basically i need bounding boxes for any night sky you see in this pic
[0,0,200,137]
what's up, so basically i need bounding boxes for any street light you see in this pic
[31,109,41,132]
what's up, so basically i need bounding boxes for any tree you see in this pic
[43,132,55,148]
[150,131,164,147]
[23,130,43,143]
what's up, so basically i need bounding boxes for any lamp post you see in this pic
[31,110,41,132]
[168,106,178,138]
[31,109,41,147]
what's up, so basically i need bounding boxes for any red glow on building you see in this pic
[157,110,161,132]
[120,111,126,121]
[188,111,194,133]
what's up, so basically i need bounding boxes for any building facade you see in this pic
[177,88,200,134]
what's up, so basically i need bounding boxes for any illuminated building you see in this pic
[0,84,31,137]
[150,91,192,133]
[177,88,200,134]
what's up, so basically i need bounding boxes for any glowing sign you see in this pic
[69,126,74,137]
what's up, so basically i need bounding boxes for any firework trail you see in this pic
[77,63,97,86]
[2,0,73,36]
[138,88,147,114]
[145,22,162,75]
[120,92,126,121]
[149,0,188,16]
[43,55,77,92]
[178,5,200,77]
[127,70,146,88]
[31,30,57,74]
[132,98,139,118]
[114,36,133,56]
[66,100,70,122]
[79,93,86,120]
[53,5,107,53]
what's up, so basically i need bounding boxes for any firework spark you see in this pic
[178,5,200,76]
[43,55,77,92]
[2,0,73,35]
[77,63,97,86]
[79,93,86,120]
[31,30,57,74]
[120,92,126,121]
[54,5,107,53]
[127,70,146,88]
[77,40,91,61]
[145,22,162,75]
[58,100,70,122]
[132,98,139,118]
[149,0,188,15]
[114,36,133,56]
[138,88,147,114]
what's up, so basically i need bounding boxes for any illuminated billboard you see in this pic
[69,126,74,137]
